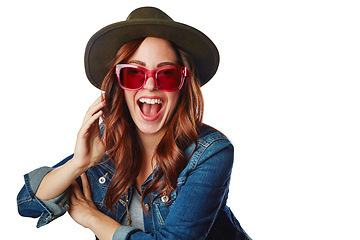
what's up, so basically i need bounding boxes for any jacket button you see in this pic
[99,173,108,184]
[99,177,106,184]
[145,204,150,211]
[161,195,169,203]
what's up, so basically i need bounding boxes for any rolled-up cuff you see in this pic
[112,226,142,240]
[25,167,70,227]
[27,166,53,194]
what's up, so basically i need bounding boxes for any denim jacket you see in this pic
[17,125,251,240]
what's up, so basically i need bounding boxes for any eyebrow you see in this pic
[157,62,176,68]
[128,60,146,66]
[127,60,176,68]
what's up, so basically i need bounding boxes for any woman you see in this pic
[17,6,251,240]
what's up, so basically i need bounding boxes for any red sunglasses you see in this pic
[115,64,187,92]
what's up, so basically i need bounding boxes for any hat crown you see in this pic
[127,7,173,21]
[85,7,219,89]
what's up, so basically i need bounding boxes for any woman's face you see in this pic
[124,37,181,136]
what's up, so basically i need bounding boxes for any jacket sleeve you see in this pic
[112,138,234,240]
[17,154,73,228]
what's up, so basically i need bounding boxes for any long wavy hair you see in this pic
[101,38,204,211]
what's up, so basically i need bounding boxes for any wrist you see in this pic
[68,156,91,175]
[87,210,103,229]
[88,211,120,239]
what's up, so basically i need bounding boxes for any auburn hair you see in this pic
[101,38,204,211]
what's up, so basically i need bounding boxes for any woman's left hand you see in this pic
[68,173,121,239]
[68,173,99,229]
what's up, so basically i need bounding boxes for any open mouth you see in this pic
[138,97,163,120]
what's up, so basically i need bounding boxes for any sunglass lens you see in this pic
[157,68,182,91]
[120,67,145,89]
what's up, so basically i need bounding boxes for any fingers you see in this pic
[79,110,104,138]
[78,95,106,138]
[70,173,92,202]
[81,173,92,200]
[71,180,83,200]
[82,95,106,125]
[73,95,107,169]
[69,187,78,203]
[88,94,105,111]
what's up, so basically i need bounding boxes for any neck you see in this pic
[137,128,166,162]
[135,128,166,192]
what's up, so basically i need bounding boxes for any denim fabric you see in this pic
[17,125,251,240]
[17,158,72,228]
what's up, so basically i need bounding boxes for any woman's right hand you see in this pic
[72,95,107,171]
[36,95,107,201]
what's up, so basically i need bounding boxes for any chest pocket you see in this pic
[153,190,177,226]
[86,165,115,218]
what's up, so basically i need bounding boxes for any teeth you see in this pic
[139,98,162,104]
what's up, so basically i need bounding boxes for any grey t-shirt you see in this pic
[120,189,145,231]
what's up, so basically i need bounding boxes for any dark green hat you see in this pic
[84,6,219,89]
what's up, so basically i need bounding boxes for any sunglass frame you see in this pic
[115,64,187,92]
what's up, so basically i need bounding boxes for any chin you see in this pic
[136,123,164,135]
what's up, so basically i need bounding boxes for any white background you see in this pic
[1,0,359,239]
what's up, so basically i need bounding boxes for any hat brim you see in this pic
[84,19,219,89]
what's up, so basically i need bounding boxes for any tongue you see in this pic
[141,103,161,117]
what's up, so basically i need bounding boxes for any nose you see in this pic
[143,76,158,91]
